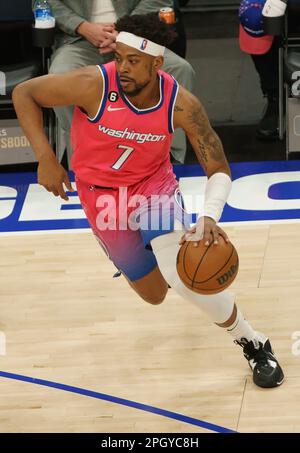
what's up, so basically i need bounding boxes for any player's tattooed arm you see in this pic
[173,87,231,178]
[187,104,224,171]
[174,105,184,112]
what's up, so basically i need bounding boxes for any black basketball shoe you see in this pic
[235,334,284,388]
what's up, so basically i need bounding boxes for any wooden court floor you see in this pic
[0,222,300,433]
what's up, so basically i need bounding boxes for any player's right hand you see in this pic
[37,154,74,201]
[179,216,229,247]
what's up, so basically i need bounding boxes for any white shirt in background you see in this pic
[90,0,117,23]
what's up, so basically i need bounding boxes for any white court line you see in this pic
[219,218,300,227]
[0,228,91,237]
[1,218,300,237]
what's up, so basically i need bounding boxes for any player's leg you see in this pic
[96,235,169,305]
[150,224,284,388]
[94,227,169,305]
[75,179,169,305]
[122,266,168,306]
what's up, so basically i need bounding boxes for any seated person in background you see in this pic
[239,0,279,141]
[41,0,195,166]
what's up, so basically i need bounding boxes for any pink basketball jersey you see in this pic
[71,61,179,188]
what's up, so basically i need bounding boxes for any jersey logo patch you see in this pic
[108,91,119,102]
[140,39,148,50]
[107,105,126,112]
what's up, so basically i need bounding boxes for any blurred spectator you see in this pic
[239,0,279,141]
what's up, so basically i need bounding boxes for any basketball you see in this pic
[176,236,239,295]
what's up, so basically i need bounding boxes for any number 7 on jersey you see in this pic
[111,145,135,170]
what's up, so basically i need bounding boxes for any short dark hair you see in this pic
[115,13,176,48]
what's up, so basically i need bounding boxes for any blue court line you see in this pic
[0,370,236,433]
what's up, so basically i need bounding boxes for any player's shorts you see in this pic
[76,174,191,281]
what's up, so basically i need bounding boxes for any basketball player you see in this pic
[13,13,284,388]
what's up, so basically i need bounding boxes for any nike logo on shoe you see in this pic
[107,105,126,112]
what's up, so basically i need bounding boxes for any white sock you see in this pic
[226,309,256,342]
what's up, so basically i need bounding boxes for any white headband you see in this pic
[116,32,165,57]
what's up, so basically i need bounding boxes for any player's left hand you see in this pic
[179,216,229,247]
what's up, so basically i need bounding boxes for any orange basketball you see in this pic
[176,235,239,295]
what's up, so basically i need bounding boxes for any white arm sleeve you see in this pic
[203,172,232,223]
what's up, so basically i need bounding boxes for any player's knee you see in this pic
[143,294,166,305]
[140,285,168,305]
